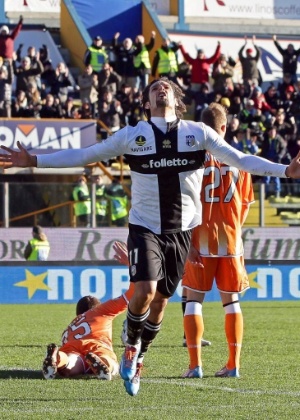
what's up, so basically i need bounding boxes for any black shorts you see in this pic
[127,224,192,298]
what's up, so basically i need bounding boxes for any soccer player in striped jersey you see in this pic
[2,79,300,396]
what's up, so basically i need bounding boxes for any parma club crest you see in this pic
[186,135,195,147]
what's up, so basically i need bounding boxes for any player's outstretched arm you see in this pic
[0,142,37,168]
[286,151,300,178]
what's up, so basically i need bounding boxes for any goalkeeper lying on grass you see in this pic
[42,241,132,380]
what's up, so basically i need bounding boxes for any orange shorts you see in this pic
[60,339,118,373]
[182,255,249,293]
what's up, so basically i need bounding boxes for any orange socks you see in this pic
[184,300,243,372]
[225,311,243,370]
[184,302,204,369]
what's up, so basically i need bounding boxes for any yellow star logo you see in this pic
[241,270,262,297]
[14,269,51,299]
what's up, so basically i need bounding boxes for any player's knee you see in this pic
[134,281,157,303]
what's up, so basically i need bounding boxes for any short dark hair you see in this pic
[33,225,43,235]
[142,77,186,120]
[76,295,100,315]
[32,225,47,241]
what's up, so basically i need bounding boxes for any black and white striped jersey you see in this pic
[37,119,287,234]
[124,119,206,234]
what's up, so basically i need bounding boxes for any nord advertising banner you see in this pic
[185,0,300,20]
[0,263,131,304]
[0,261,299,304]
[0,119,96,154]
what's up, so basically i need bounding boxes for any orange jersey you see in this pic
[60,286,134,353]
[193,153,254,256]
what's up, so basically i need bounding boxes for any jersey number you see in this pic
[204,166,239,203]
[129,248,138,265]
[61,315,91,344]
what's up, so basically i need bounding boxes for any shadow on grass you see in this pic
[115,344,187,349]
[0,370,104,380]
[0,370,42,379]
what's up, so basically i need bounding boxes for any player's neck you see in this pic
[151,115,177,133]
[151,108,176,118]
[151,115,177,123]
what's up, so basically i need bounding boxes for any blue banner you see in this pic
[0,119,96,154]
[0,261,299,304]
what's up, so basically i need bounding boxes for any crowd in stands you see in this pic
[0,21,300,195]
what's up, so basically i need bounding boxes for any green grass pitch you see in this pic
[1,301,300,419]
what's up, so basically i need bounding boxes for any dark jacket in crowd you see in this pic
[274,40,300,76]
[13,58,44,93]
[112,39,136,78]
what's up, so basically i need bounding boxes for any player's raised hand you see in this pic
[113,241,129,266]
[0,141,37,168]
[286,151,300,179]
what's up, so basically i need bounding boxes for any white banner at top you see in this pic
[4,0,60,13]
[185,0,300,20]
[149,0,170,15]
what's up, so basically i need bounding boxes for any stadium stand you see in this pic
[11,25,77,88]
[0,0,299,229]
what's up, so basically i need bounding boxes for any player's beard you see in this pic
[156,97,169,108]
